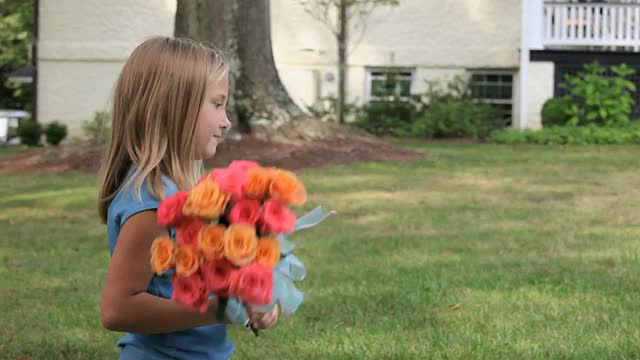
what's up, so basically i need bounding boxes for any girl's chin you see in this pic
[200,144,218,160]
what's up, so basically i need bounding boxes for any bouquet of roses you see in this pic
[149,160,333,333]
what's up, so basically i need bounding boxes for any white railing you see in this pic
[543,1,640,47]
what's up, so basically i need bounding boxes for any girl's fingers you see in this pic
[256,307,278,329]
[247,305,278,329]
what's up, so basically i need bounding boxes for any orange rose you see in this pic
[223,224,258,267]
[198,224,226,260]
[269,169,307,206]
[175,245,201,276]
[243,167,272,200]
[182,178,230,219]
[255,237,281,269]
[150,237,176,275]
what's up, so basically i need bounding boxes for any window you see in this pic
[470,71,514,126]
[366,68,414,101]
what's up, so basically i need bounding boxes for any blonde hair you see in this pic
[98,37,228,223]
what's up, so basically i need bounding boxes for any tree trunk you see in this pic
[337,0,348,125]
[175,0,309,138]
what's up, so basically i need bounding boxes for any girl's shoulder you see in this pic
[108,172,178,228]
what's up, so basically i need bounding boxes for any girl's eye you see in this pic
[214,103,224,109]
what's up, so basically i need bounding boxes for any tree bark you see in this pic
[175,0,307,137]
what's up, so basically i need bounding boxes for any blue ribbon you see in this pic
[226,206,335,325]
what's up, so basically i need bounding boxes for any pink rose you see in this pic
[228,200,261,225]
[229,263,273,306]
[202,258,235,297]
[176,220,206,246]
[228,160,260,172]
[211,168,248,203]
[259,199,296,235]
[157,191,188,226]
[171,272,209,313]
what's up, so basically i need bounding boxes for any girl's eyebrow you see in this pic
[212,95,227,101]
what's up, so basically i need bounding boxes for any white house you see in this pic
[37,0,640,135]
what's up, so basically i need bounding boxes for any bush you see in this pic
[16,119,41,146]
[82,111,111,142]
[409,97,501,139]
[490,123,640,145]
[352,75,505,139]
[541,97,572,127]
[44,121,68,146]
[561,62,636,127]
[353,98,420,136]
[305,96,360,123]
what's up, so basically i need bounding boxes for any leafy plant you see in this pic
[541,96,572,127]
[561,62,636,127]
[82,112,111,142]
[491,123,640,145]
[44,121,68,146]
[16,118,41,146]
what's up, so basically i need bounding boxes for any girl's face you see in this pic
[195,74,231,160]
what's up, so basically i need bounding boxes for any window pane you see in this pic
[397,79,411,97]
[471,85,481,98]
[502,85,512,99]
[371,79,388,97]
[487,85,500,98]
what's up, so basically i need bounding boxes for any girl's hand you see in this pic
[248,305,279,330]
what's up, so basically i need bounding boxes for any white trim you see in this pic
[519,0,535,130]
[363,68,372,103]
[541,2,640,48]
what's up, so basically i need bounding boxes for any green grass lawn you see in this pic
[2,143,640,359]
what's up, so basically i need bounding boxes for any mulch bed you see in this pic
[0,135,425,174]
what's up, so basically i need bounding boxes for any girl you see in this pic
[98,37,278,360]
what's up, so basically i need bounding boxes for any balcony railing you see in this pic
[542,1,640,47]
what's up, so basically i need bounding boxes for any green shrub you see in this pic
[16,119,41,146]
[353,98,420,136]
[541,96,572,127]
[44,121,68,146]
[491,123,640,145]
[410,97,500,139]
[561,62,636,127]
[82,111,111,142]
[489,128,527,144]
[352,75,505,138]
[305,96,360,123]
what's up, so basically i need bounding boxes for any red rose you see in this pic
[171,272,209,313]
[229,263,273,306]
[176,220,206,246]
[202,258,235,297]
[228,160,260,172]
[157,191,188,226]
[211,168,248,203]
[259,199,296,235]
[228,199,261,225]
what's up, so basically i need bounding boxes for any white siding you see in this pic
[37,0,176,134]
[526,62,555,130]
[39,0,534,134]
